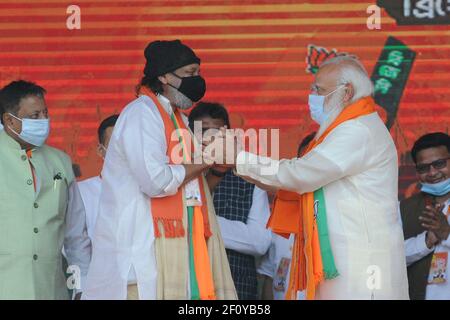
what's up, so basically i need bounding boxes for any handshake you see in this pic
[195,127,244,167]
[420,203,450,249]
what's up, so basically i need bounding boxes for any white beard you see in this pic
[167,85,193,110]
[316,89,346,139]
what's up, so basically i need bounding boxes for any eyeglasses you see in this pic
[415,157,450,174]
[310,83,346,95]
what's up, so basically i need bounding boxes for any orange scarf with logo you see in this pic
[268,96,376,300]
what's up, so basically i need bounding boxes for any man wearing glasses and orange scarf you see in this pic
[212,56,409,300]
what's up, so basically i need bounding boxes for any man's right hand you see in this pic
[237,174,279,195]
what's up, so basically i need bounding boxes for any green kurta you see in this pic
[0,130,75,299]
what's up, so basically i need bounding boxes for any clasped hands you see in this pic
[198,127,243,168]
[419,203,450,249]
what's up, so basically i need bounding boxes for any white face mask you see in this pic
[308,85,345,125]
[8,113,50,147]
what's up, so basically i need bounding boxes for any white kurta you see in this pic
[236,112,409,300]
[78,176,102,241]
[82,94,186,300]
[217,186,272,256]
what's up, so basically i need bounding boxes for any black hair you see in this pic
[135,75,164,97]
[188,101,230,131]
[297,132,316,156]
[0,80,46,124]
[98,114,119,144]
[411,132,450,163]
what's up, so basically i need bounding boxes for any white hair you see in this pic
[320,55,374,103]
[314,56,373,138]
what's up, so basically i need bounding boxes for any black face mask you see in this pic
[169,73,206,102]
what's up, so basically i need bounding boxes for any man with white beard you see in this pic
[82,40,236,300]
[210,56,410,300]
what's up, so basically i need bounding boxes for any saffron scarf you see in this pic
[268,96,376,300]
[140,87,215,300]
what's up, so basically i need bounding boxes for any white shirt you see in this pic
[82,94,186,300]
[257,233,294,300]
[217,186,272,256]
[78,176,102,241]
[55,179,92,297]
[400,199,450,300]
[236,113,409,300]
[54,179,91,296]
[64,180,92,296]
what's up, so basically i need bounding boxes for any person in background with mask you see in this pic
[211,55,409,299]
[78,114,119,241]
[399,132,450,300]
[188,101,272,300]
[82,40,236,300]
[0,80,91,299]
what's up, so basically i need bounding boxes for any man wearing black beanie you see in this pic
[140,39,206,109]
[83,40,237,300]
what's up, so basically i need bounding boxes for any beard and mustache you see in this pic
[166,85,193,110]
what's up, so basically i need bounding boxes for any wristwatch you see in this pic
[210,168,228,177]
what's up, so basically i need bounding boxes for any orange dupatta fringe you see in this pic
[268,96,376,300]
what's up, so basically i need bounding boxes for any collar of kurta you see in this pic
[155,93,174,116]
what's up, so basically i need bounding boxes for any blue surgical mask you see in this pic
[421,178,450,196]
[8,113,50,147]
[308,85,345,125]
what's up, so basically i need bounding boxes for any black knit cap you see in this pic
[143,40,201,79]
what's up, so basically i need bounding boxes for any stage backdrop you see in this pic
[0,0,449,199]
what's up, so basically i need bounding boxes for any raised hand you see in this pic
[419,203,450,242]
